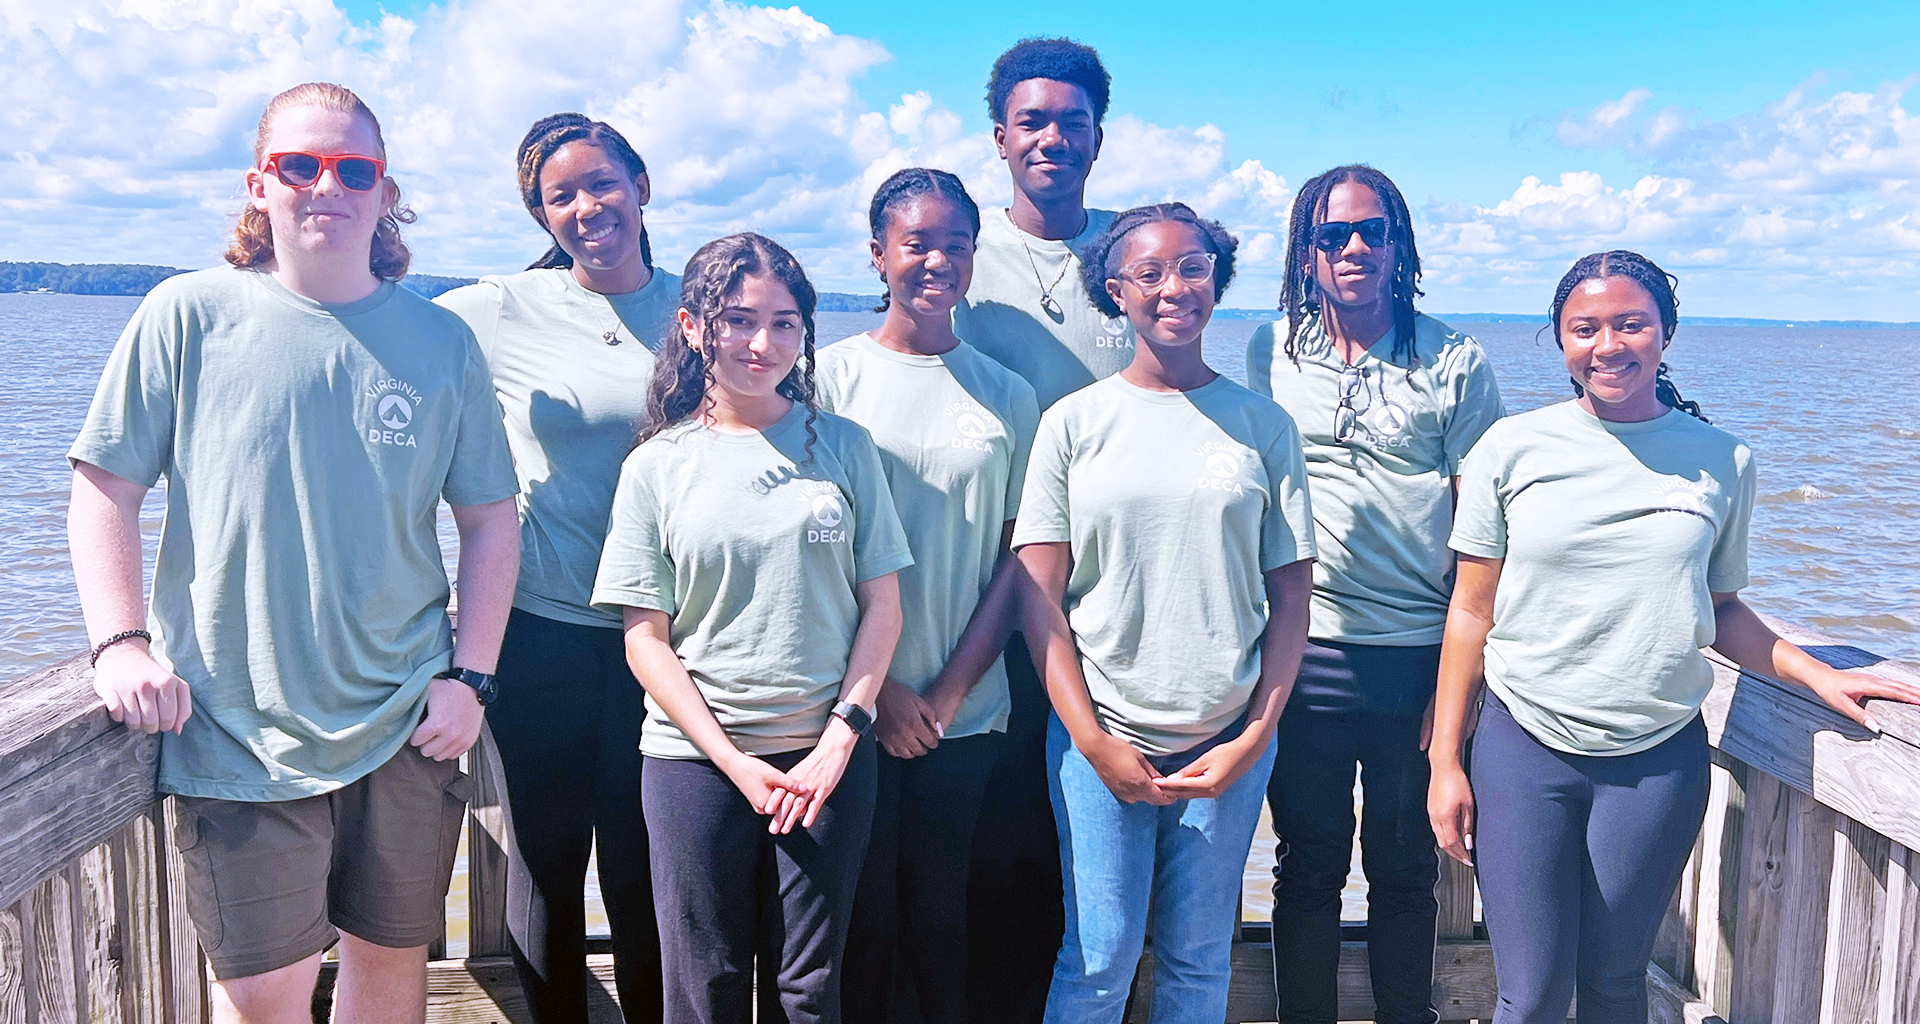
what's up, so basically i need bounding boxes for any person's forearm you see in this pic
[840,574,903,712]
[1430,609,1491,768]
[450,498,520,674]
[926,548,1021,706]
[69,464,151,642]
[1710,594,1829,685]
[1015,544,1104,746]
[1241,560,1313,746]
[624,617,745,765]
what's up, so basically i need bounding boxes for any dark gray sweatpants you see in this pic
[1470,690,1708,1024]
[643,740,877,1024]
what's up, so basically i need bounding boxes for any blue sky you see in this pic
[6,0,1919,318]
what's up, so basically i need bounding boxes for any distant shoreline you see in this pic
[5,261,1915,330]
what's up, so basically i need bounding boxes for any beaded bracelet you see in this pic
[90,629,152,667]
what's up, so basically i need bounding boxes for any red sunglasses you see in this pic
[261,152,387,192]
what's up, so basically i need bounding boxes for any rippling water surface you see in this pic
[4,296,1915,935]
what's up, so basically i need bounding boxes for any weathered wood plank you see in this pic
[1648,961,1731,1024]
[1,901,24,1024]
[1693,760,1743,1016]
[28,873,77,1024]
[1818,816,1889,1024]
[77,848,123,1024]
[314,956,622,1024]
[1127,939,1535,1022]
[1700,649,1920,852]
[1768,787,1836,1024]
[0,720,159,914]
[1730,770,1789,1022]
[152,803,205,1024]
[110,821,162,1024]
[1755,617,1920,745]
[466,729,511,959]
[1883,843,1919,1024]
[0,657,117,794]
[1435,855,1476,939]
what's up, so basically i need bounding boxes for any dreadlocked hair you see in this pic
[868,167,981,312]
[516,113,654,272]
[1547,250,1708,422]
[1278,165,1422,369]
[637,233,821,459]
[1079,202,1238,318]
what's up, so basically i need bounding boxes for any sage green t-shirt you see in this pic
[591,405,914,759]
[816,333,1041,738]
[1013,374,1317,756]
[436,267,681,627]
[69,267,520,800]
[1247,313,1504,645]
[1450,402,1756,756]
[953,208,1134,411]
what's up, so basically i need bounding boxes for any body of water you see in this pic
[4,294,1916,941]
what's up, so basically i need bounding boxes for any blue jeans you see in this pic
[1044,714,1277,1024]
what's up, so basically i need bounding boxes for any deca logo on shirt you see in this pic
[949,400,997,452]
[1194,441,1249,496]
[802,481,849,544]
[366,377,422,449]
[1096,316,1130,349]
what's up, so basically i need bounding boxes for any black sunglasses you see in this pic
[1312,217,1389,254]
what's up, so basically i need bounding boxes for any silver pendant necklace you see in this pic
[1011,210,1071,321]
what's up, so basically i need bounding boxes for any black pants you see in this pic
[1268,640,1441,1024]
[843,731,1003,1024]
[489,608,662,1024]
[965,635,1061,1024]
[644,741,878,1024]
[1471,690,1709,1024]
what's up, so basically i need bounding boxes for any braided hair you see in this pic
[1548,250,1708,422]
[1278,165,1422,368]
[516,113,654,272]
[867,168,981,312]
[638,233,821,458]
[1078,202,1239,318]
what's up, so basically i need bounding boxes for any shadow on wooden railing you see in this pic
[4,615,1917,1024]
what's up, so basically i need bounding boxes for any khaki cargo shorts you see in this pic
[171,742,472,980]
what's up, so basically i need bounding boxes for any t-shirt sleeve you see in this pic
[591,454,676,614]
[433,281,505,364]
[1707,445,1756,592]
[1449,429,1508,558]
[1260,414,1318,570]
[1002,379,1042,522]
[1441,342,1505,474]
[67,290,181,488]
[441,338,521,507]
[843,425,915,583]
[1244,322,1276,398]
[1011,407,1072,547]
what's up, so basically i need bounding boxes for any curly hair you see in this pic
[867,167,981,312]
[638,233,821,458]
[1077,202,1238,319]
[1277,165,1422,368]
[225,82,416,281]
[986,37,1111,125]
[516,113,654,272]
[1548,250,1708,422]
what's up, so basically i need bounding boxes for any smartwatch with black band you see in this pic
[435,667,499,707]
[830,700,873,738]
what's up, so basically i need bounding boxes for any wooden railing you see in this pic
[5,616,1917,1024]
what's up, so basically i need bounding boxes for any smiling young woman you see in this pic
[1426,250,1920,1024]
[816,169,1040,1024]
[1014,203,1315,1024]
[1243,165,1504,1024]
[591,233,911,1024]
[435,113,681,1024]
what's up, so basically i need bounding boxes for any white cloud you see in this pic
[0,0,1296,302]
[1557,87,1654,147]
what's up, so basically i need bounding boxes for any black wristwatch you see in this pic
[436,667,499,707]
[830,700,873,738]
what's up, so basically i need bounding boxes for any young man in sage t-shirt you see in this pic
[954,37,1126,1024]
[67,85,519,1024]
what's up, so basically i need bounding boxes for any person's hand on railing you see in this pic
[93,640,192,735]
[411,674,485,760]
[1799,663,1920,736]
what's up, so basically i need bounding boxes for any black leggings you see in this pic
[644,741,877,1024]
[1470,690,1709,1024]
[843,731,1002,1024]
[488,608,661,1024]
